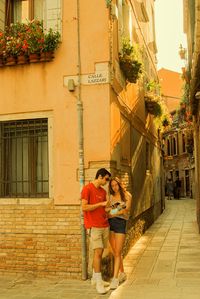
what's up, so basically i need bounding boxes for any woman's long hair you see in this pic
[109,177,126,202]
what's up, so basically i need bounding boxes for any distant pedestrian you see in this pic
[81,168,111,294]
[166,178,174,200]
[174,177,181,199]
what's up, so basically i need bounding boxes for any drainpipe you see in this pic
[76,0,87,280]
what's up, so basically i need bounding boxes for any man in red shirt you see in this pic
[81,168,111,294]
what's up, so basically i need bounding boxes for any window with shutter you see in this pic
[4,0,62,34]
[44,0,62,34]
[0,0,5,31]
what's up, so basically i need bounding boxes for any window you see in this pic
[182,133,186,153]
[167,139,170,156]
[0,0,61,33]
[172,136,177,155]
[5,0,44,25]
[0,118,49,198]
[120,114,130,163]
[146,141,150,171]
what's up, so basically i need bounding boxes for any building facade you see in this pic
[183,0,200,230]
[0,0,163,278]
[158,68,194,198]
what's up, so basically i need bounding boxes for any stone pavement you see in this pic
[0,198,200,299]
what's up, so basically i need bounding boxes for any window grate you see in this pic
[0,118,49,198]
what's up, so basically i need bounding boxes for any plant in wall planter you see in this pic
[144,89,162,117]
[162,118,169,127]
[105,0,112,7]
[0,31,6,66]
[161,113,172,128]
[119,38,143,83]
[144,80,163,117]
[40,28,60,62]
[0,20,60,67]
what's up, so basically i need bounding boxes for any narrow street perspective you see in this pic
[110,198,199,299]
[1,0,200,298]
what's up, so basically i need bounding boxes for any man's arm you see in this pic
[82,199,107,211]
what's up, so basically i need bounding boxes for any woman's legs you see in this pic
[109,231,125,278]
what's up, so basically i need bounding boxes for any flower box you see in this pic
[0,20,60,67]
[119,39,142,83]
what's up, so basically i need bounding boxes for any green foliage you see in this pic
[105,0,112,7]
[0,20,60,57]
[146,80,161,93]
[119,38,143,83]
[43,28,60,52]
[144,78,165,118]
[146,100,162,117]
[175,83,192,126]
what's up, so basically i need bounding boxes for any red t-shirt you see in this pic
[81,183,109,229]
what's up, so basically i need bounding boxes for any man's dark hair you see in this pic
[95,168,111,179]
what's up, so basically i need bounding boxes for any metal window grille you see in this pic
[0,118,49,198]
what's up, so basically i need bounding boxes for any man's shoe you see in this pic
[118,272,127,283]
[96,280,107,294]
[91,277,110,287]
[110,278,119,290]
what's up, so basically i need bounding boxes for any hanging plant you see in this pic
[119,38,143,83]
[162,118,169,127]
[144,80,162,118]
[176,83,192,125]
[145,97,162,117]
[105,0,112,8]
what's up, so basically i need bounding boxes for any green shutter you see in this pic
[45,0,62,34]
[0,0,5,31]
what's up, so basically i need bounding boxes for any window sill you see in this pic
[0,198,53,205]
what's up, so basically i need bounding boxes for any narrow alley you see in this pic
[0,198,199,299]
[110,198,199,299]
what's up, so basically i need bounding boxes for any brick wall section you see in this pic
[0,200,82,278]
[0,199,162,279]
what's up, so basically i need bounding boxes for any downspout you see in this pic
[77,0,87,280]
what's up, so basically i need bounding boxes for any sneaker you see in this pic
[118,272,127,283]
[96,280,107,294]
[110,278,119,290]
[91,277,110,287]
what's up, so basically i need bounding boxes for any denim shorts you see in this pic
[108,217,127,234]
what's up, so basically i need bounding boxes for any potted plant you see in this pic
[3,22,28,64]
[26,20,44,62]
[119,38,142,83]
[40,28,60,61]
[0,31,6,66]
[0,19,61,67]
[161,114,172,127]
[145,96,162,117]
[144,80,163,117]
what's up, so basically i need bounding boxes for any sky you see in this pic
[155,0,187,73]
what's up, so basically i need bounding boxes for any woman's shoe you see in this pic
[91,277,110,286]
[110,277,119,290]
[118,272,127,283]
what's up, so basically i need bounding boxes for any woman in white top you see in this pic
[107,177,132,290]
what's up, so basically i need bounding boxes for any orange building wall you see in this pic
[158,68,183,112]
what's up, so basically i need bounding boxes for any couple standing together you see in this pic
[81,168,132,294]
